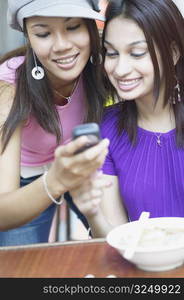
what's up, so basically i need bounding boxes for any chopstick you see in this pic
[123,211,150,260]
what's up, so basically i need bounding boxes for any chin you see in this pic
[117,89,143,101]
[117,93,137,101]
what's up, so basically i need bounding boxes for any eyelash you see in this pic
[35,24,81,38]
[36,33,50,38]
[105,51,147,58]
[131,52,147,57]
[68,24,81,30]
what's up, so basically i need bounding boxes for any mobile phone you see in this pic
[72,123,101,154]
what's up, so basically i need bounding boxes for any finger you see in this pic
[91,179,112,190]
[58,145,108,179]
[88,197,102,215]
[71,149,108,176]
[71,184,103,204]
[76,138,109,162]
[74,196,102,216]
[70,181,92,197]
[90,188,103,198]
[91,197,101,207]
[55,136,91,157]
[64,138,109,164]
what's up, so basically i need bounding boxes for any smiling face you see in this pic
[26,16,91,88]
[104,16,164,102]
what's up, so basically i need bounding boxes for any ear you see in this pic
[171,41,180,65]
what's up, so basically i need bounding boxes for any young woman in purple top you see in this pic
[71,0,184,237]
[0,0,109,245]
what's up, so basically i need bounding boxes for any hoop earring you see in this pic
[90,54,103,65]
[31,51,45,80]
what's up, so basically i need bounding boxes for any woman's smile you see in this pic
[53,54,79,70]
[117,77,142,92]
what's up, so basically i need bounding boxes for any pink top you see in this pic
[0,57,86,166]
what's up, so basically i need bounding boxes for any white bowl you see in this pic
[106,217,184,272]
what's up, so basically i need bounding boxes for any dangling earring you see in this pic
[31,50,45,80]
[90,53,103,65]
[175,79,181,103]
[172,77,181,104]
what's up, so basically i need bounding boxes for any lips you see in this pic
[117,78,141,91]
[54,54,77,64]
[53,54,78,70]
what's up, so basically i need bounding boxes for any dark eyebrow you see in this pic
[104,40,147,47]
[31,24,48,28]
[31,18,72,28]
[130,40,147,46]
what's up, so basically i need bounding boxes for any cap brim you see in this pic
[18,4,105,29]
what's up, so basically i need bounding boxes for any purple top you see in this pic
[101,105,184,221]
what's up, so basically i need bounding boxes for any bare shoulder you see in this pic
[0,80,15,125]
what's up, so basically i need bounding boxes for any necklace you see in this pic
[54,89,71,103]
[154,132,162,146]
[54,81,77,104]
[139,120,164,147]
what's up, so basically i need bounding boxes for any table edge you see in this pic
[0,238,106,251]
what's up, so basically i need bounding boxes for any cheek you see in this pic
[139,56,154,77]
[143,64,155,83]
[34,49,49,60]
[104,59,114,75]
[83,43,91,58]
[83,34,90,48]
[77,31,90,53]
[104,60,117,86]
[29,39,50,59]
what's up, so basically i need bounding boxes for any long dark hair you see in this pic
[0,19,106,152]
[102,0,184,146]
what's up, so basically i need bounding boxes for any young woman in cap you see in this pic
[0,0,109,245]
[70,0,184,237]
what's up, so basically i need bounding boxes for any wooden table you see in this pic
[0,238,184,278]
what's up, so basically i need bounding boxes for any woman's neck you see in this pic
[52,79,78,106]
[46,70,79,105]
[137,102,175,133]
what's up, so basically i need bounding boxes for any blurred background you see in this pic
[0,0,24,55]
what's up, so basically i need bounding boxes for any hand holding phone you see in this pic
[72,123,100,154]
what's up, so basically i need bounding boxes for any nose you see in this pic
[114,56,132,78]
[52,33,73,52]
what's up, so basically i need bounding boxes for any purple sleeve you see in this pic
[100,106,119,176]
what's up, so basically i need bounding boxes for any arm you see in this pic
[0,131,109,230]
[70,173,128,238]
[0,83,53,229]
[0,83,109,230]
